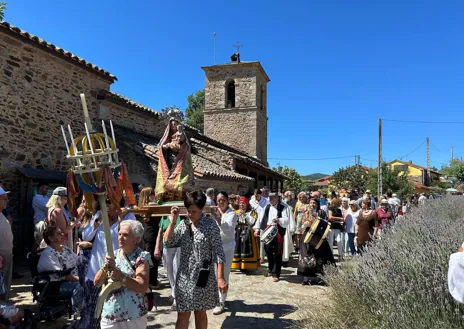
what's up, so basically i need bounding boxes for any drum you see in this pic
[303,218,331,249]
[261,225,278,245]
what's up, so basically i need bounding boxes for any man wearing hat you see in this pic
[356,190,377,210]
[253,191,289,282]
[0,187,13,301]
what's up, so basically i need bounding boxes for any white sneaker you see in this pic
[213,303,225,315]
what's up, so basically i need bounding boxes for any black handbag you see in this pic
[189,223,212,288]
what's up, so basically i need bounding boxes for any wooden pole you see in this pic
[426,137,431,185]
[378,119,382,197]
[94,193,121,318]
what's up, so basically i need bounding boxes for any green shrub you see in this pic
[296,197,464,329]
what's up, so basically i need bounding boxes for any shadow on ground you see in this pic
[221,299,298,329]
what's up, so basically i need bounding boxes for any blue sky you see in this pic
[7,1,464,175]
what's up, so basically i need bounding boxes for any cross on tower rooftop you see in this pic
[233,41,243,54]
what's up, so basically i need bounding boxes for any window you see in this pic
[260,85,264,111]
[394,165,408,172]
[226,80,235,108]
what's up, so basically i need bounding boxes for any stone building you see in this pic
[0,20,285,227]
[202,60,269,163]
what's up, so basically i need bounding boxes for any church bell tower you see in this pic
[201,49,270,164]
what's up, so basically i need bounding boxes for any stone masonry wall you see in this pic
[191,139,236,170]
[203,63,269,163]
[98,101,166,140]
[204,66,259,110]
[195,178,250,195]
[117,141,157,189]
[255,110,268,162]
[204,109,258,159]
[0,32,112,214]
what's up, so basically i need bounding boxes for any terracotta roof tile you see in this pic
[0,21,116,81]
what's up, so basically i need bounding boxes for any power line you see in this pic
[430,141,441,152]
[268,155,355,161]
[382,119,464,125]
[398,139,426,160]
[361,157,377,163]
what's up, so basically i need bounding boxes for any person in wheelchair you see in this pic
[37,226,84,318]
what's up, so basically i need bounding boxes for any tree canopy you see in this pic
[185,89,205,132]
[366,163,414,199]
[331,165,369,192]
[0,2,7,21]
[274,165,310,192]
[440,159,464,182]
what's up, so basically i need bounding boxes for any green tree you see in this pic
[185,89,205,132]
[274,165,307,192]
[331,165,369,192]
[441,159,464,182]
[0,2,6,21]
[366,163,414,199]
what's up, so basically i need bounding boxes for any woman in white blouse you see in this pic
[344,200,360,256]
[37,226,84,317]
[212,191,238,315]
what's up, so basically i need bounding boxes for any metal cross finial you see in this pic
[233,41,243,53]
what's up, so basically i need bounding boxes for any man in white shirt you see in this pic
[249,189,269,262]
[253,192,289,282]
[80,200,122,328]
[0,187,13,301]
[418,193,427,205]
[32,183,49,247]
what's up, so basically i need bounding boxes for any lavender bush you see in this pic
[296,197,464,329]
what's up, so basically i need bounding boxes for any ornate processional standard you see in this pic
[60,94,135,318]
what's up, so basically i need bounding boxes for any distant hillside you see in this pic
[302,173,329,181]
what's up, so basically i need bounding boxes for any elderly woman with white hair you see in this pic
[94,220,152,329]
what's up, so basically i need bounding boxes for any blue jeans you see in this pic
[347,233,356,255]
[59,281,84,313]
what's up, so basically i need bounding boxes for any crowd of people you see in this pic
[0,181,420,329]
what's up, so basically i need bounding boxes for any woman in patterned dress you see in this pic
[94,220,152,329]
[164,190,228,329]
[37,226,84,317]
[293,192,310,248]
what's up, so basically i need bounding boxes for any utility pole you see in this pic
[426,137,431,186]
[378,119,382,197]
[451,146,454,161]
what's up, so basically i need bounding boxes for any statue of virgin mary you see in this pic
[155,108,194,201]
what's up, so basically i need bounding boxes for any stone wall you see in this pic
[204,66,259,110]
[191,138,236,170]
[117,141,157,189]
[195,178,250,195]
[203,63,269,163]
[204,109,259,159]
[99,101,166,140]
[0,32,112,213]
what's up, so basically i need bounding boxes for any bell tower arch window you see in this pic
[226,80,235,108]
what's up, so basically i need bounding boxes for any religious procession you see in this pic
[3,2,464,329]
[0,94,419,329]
